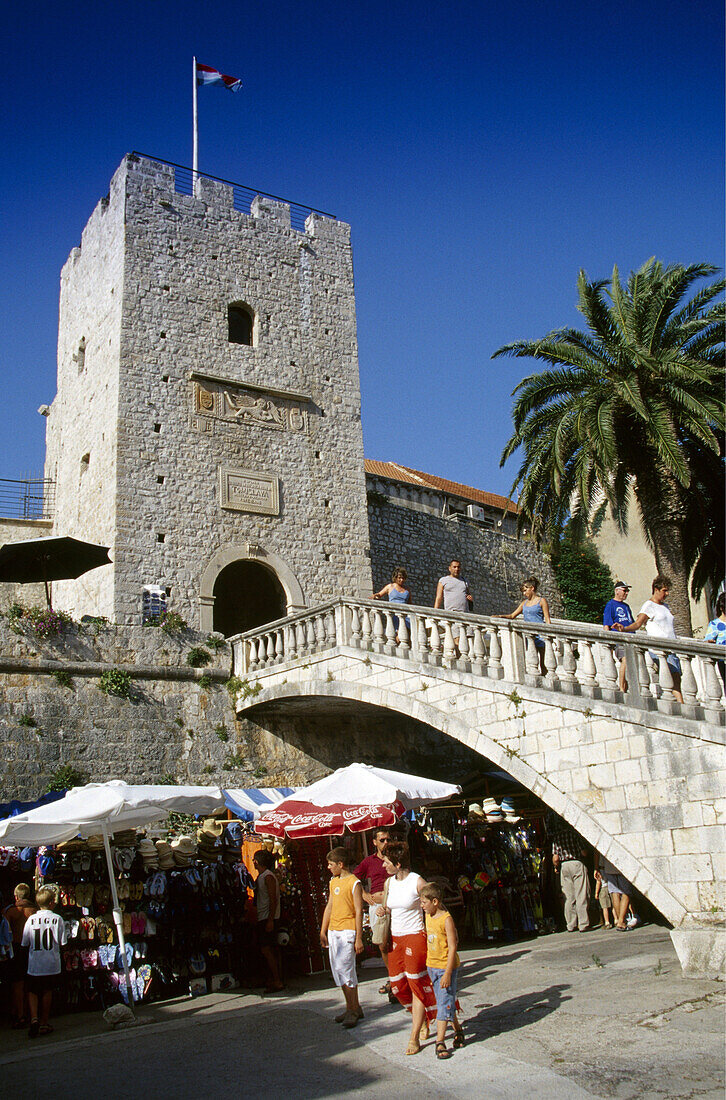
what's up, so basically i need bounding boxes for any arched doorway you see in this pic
[212,560,287,636]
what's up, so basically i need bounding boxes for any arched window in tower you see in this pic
[227,302,254,346]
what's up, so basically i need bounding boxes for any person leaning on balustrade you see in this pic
[617,576,683,704]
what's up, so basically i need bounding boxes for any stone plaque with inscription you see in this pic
[219,466,280,516]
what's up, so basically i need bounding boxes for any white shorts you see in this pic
[328,929,357,987]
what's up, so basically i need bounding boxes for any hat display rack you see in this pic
[406,792,554,943]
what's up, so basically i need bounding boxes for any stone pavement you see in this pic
[0,925,723,1099]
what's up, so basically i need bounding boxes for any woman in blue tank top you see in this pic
[373,567,411,640]
[502,576,551,674]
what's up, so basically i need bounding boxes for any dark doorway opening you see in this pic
[212,560,286,636]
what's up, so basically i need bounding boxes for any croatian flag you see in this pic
[196,62,243,92]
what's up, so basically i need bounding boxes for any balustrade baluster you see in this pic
[306,618,317,652]
[275,629,284,663]
[559,637,577,685]
[384,610,397,649]
[655,648,674,699]
[372,610,385,647]
[397,613,410,652]
[458,624,470,660]
[635,648,651,697]
[596,641,619,692]
[314,614,326,650]
[265,633,275,666]
[285,624,297,661]
[361,608,373,645]
[295,621,306,655]
[543,637,557,679]
[325,609,337,646]
[576,639,597,689]
[488,626,502,675]
[429,619,441,657]
[471,625,486,669]
[418,617,430,658]
[350,606,362,643]
[442,621,457,661]
[525,635,540,676]
[704,658,725,709]
[679,655,698,706]
[248,638,258,670]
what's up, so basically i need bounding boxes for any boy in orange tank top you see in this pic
[421,883,464,1058]
[320,847,364,1028]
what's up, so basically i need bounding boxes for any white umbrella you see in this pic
[222,786,296,821]
[283,763,460,810]
[0,781,225,1011]
[255,763,461,838]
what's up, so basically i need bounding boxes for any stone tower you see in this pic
[45,154,372,630]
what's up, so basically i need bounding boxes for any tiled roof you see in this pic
[364,459,518,514]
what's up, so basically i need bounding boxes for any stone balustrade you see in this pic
[231,598,725,726]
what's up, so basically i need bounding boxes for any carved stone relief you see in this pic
[192,378,308,435]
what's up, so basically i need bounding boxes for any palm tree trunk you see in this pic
[633,473,694,637]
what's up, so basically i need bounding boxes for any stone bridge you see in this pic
[230,598,725,977]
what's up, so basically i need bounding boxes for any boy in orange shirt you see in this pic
[421,882,464,1059]
[320,847,364,1028]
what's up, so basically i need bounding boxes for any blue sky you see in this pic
[2,0,723,498]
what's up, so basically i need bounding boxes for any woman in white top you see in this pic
[619,575,683,703]
[377,840,437,1055]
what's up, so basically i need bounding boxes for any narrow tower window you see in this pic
[228,303,254,346]
[77,338,86,374]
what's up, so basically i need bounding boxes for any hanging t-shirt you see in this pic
[639,600,677,640]
[22,910,67,976]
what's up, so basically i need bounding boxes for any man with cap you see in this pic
[603,581,634,692]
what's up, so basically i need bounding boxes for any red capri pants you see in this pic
[387,930,438,1022]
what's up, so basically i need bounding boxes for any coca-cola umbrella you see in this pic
[0,536,111,607]
[255,763,461,839]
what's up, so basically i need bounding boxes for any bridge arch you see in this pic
[239,675,688,928]
[198,544,305,634]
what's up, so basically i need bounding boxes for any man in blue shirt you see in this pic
[603,581,634,692]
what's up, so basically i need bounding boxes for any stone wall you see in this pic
[0,618,262,799]
[46,173,125,619]
[367,493,561,617]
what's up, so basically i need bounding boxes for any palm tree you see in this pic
[494,259,724,636]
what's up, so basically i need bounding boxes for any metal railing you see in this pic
[131,153,337,233]
[0,478,55,521]
[231,598,726,726]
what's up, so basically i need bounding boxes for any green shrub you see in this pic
[98,668,133,698]
[8,605,74,638]
[53,669,74,689]
[202,764,215,775]
[198,674,212,689]
[205,634,227,652]
[215,724,229,742]
[45,765,88,793]
[18,714,36,727]
[144,610,188,633]
[223,753,246,770]
[550,527,614,623]
[157,773,176,785]
[186,646,211,668]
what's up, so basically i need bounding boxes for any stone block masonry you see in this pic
[0,618,286,797]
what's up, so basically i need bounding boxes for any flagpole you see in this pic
[192,55,199,190]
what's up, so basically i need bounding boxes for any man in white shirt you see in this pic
[618,575,683,703]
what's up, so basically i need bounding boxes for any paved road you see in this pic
[1,926,723,1099]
